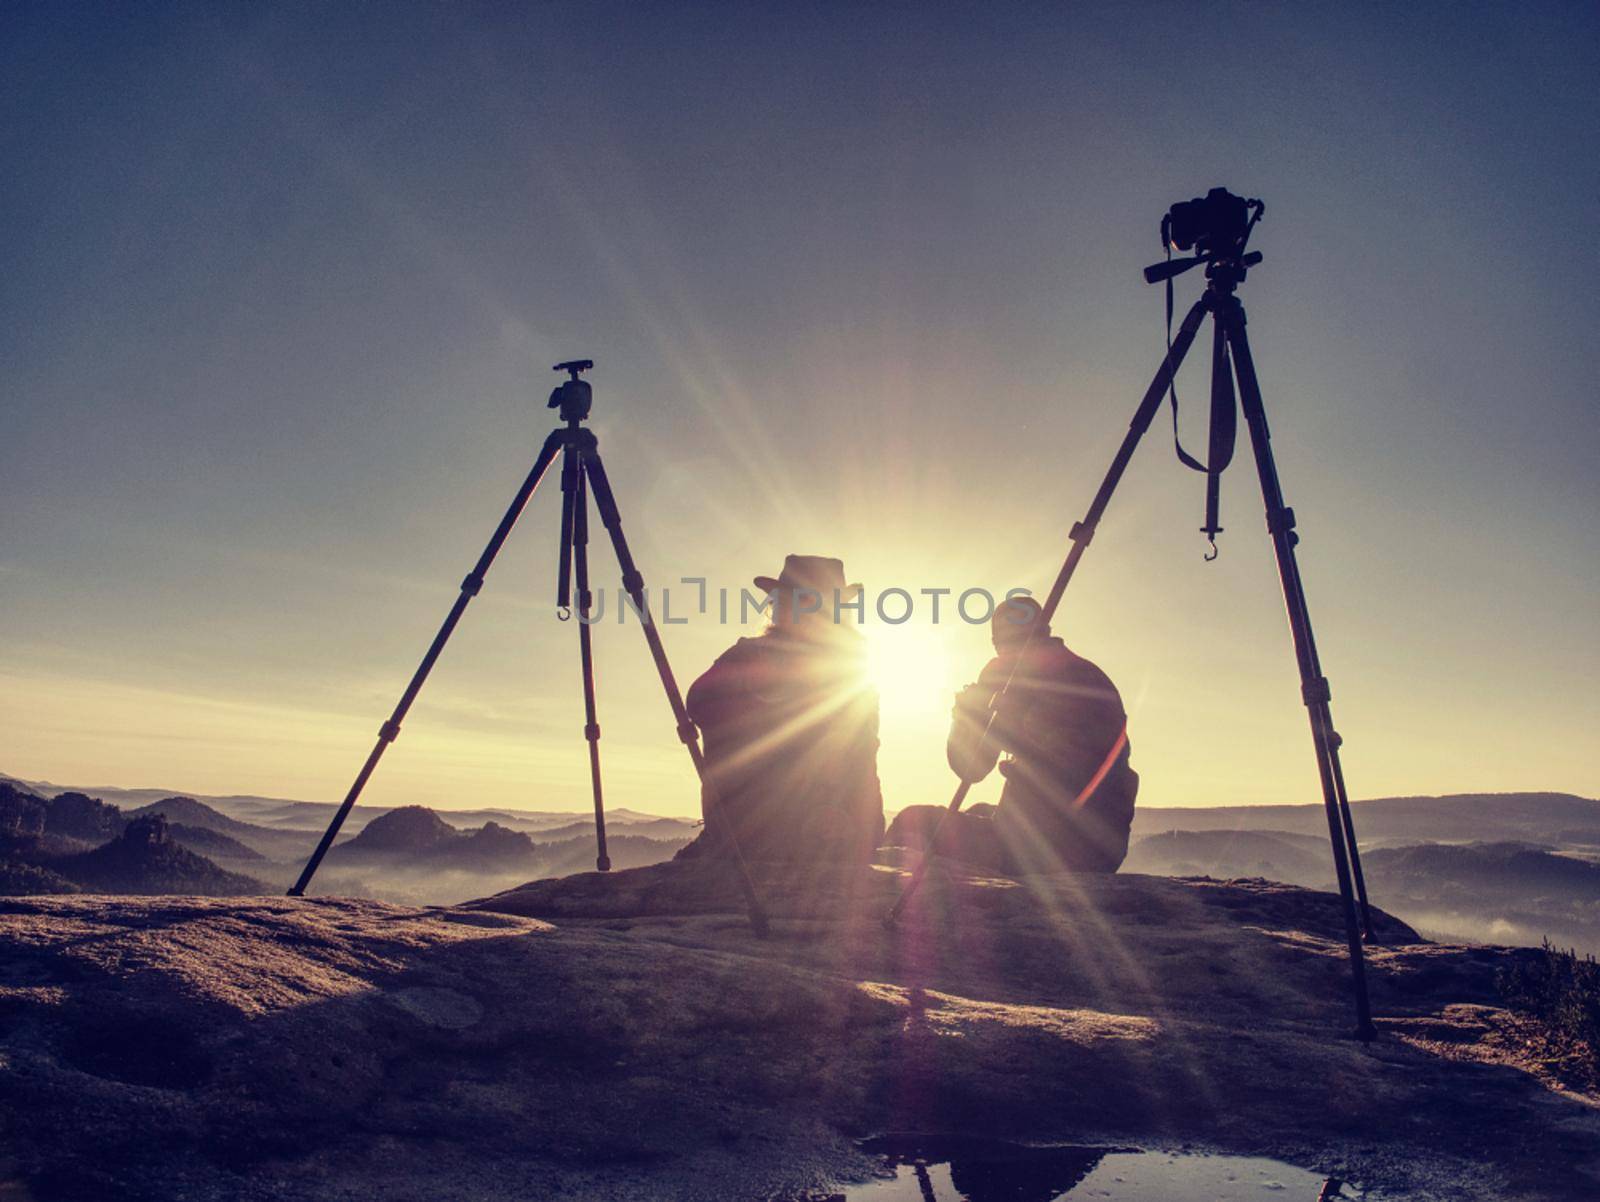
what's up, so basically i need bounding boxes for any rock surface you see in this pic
[0,862,1596,1201]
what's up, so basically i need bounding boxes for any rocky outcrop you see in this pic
[46,814,264,896]
[1,783,124,847]
[0,863,1595,1200]
[332,804,462,858]
[0,782,47,843]
[40,791,125,843]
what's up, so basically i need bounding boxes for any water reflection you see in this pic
[859,1135,1111,1201]
[828,1136,1361,1201]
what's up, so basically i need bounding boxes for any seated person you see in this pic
[887,596,1137,875]
[677,555,884,864]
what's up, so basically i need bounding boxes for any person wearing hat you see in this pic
[887,595,1137,875]
[677,555,884,865]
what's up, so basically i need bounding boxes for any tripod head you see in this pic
[549,360,594,424]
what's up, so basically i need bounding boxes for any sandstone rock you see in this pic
[0,864,1593,1201]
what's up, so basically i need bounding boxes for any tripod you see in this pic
[886,250,1379,1042]
[288,361,770,937]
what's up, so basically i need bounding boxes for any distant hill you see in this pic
[0,774,332,830]
[2,785,123,851]
[166,824,267,862]
[1354,841,1600,954]
[2,782,695,903]
[1124,825,1600,955]
[11,772,1595,845]
[440,822,544,870]
[1124,829,1329,884]
[0,785,293,865]
[525,816,699,844]
[118,797,317,863]
[533,833,693,878]
[306,804,690,904]
[127,796,262,838]
[38,792,124,843]
[321,808,682,876]
[0,782,47,843]
[334,805,463,858]
[0,770,693,837]
[1129,825,1600,891]
[328,807,543,874]
[4,779,691,903]
[45,815,264,896]
[1363,842,1600,902]
[1132,792,1600,845]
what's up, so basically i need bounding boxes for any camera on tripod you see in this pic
[1145,188,1265,285]
[1162,187,1262,258]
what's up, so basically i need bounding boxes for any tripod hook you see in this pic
[557,605,573,622]
[1203,534,1220,562]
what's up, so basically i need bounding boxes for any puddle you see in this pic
[826,1135,1362,1201]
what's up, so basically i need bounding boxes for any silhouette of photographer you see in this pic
[676,555,884,865]
[889,596,1137,875]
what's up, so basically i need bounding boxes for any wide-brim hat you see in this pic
[754,554,862,600]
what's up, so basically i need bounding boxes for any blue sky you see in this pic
[3,3,1596,814]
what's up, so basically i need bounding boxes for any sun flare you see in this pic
[863,623,957,717]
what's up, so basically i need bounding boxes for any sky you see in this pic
[2,3,1596,818]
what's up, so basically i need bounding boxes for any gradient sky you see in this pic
[3,3,1596,818]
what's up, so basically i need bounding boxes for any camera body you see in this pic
[1164,187,1254,258]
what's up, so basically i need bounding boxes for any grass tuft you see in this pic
[1497,938,1600,1090]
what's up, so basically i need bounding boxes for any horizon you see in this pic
[5,765,1593,822]
[3,6,1597,820]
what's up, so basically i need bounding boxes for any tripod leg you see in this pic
[557,432,579,613]
[1222,300,1377,1040]
[581,447,771,937]
[1042,292,1211,618]
[886,294,1214,926]
[288,430,565,897]
[1327,741,1375,938]
[572,463,611,871]
[1276,574,1375,938]
[1238,456,1374,937]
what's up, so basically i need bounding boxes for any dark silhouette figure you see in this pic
[946,1145,1106,1200]
[859,1135,1110,1201]
[677,555,883,864]
[888,596,1137,875]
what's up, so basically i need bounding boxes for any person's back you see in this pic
[926,596,1137,874]
[980,634,1137,873]
[681,555,883,864]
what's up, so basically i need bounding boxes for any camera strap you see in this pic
[1164,263,1209,474]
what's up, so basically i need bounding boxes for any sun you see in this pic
[862,621,971,808]
[863,622,957,717]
